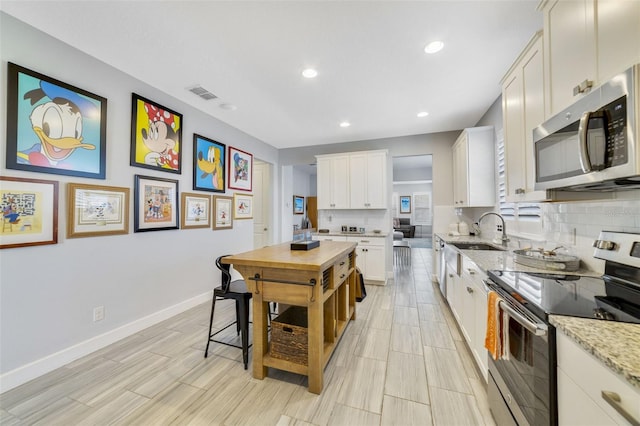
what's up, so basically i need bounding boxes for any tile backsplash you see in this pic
[540,199,640,272]
[317,209,391,233]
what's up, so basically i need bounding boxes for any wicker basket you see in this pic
[270,306,308,365]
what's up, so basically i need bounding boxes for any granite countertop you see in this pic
[550,315,640,390]
[435,233,599,277]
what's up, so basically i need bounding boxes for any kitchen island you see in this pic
[222,240,357,394]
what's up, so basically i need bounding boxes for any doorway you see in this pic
[392,155,433,246]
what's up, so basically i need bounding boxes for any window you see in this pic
[497,130,541,222]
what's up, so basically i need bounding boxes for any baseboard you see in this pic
[0,291,212,394]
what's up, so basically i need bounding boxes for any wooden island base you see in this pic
[222,241,357,394]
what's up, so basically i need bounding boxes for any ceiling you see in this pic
[0,1,542,150]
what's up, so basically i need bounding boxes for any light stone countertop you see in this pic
[435,233,600,277]
[550,315,640,390]
[314,232,388,238]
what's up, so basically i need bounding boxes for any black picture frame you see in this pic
[133,175,179,232]
[193,134,226,192]
[6,62,107,179]
[130,93,183,174]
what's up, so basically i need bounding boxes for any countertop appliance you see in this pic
[533,64,640,192]
[485,231,640,426]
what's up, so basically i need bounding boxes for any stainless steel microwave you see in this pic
[533,64,640,191]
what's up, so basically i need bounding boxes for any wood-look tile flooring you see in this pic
[0,248,496,425]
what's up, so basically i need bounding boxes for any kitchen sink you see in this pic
[450,242,506,251]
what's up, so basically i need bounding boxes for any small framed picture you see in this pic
[181,192,211,229]
[400,195,412,214]
[6,62,107,179]
[228,146,253,191]
[134,175,179,232]
[1,176,59,249]
[233,193,253,220]
[67,183,129,238]
[212,195,233,230]
[193,134,226,193]
[130,93,183,174]
[293,195,304,215]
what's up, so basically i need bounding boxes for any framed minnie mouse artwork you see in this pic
[130,93,183,174]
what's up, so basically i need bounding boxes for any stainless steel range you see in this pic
[484,231,640,426]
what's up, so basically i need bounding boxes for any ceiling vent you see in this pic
[187,85,218,100]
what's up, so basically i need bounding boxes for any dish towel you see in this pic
[484,291,510,360]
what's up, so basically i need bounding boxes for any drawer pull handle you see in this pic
[601,391,640,426]
[340,261,345,266]
[340,274,346,279]
[466,287,474,293]
[283,327,294,333]
[467,268,476,275]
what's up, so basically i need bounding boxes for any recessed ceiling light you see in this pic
[219,103,237,111]
[417,111,429,118]
[339,121,351,128]
[302,68,318,78]
[424,40,444,54]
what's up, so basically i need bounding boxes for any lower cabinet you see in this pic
[444,246,489,382]
[557,331,640,425]
[347,236,386,282]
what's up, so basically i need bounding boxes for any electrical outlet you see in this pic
[93,306,104,322]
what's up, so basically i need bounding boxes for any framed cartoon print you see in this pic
[6,62,107,179]
[193,134,225,192]
[67,183,129,238]
[228,146,253,191]
[134,175,179,232]
[212,195,233,230]
[181,192,211,229]
[130,93,183,174]
[1,176,59,249]
[233,193,253,220]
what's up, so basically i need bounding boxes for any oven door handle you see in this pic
[498,300,548,336]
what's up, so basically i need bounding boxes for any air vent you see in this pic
[187,85,218,100]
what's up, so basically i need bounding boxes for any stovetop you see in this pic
[487,270,640,324]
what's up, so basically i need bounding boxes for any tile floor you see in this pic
[0,247,496,425]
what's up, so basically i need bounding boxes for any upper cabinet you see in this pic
[452,126,495,207]
[349,151,387,209]
[541,0,640,117]
[317,150,388,210]
[501,31,550,202]
[317,154,350,209]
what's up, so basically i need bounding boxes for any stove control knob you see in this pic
[593,240,617,250]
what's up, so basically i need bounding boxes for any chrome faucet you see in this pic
[478,212,510,247]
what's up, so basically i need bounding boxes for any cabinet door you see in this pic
[316,157,333,209]
[453,137,468,207]
[364,151,387,208]
[544,0,597,115]
[461,277,475,344]
[503,70,526,199]
[597,0,640,84]
[472,281,489,382]
[363,245,385,281]
[349,153,367,208]
[521,40,545,196]
[331,155,350,209]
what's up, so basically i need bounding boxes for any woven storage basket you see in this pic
[270,306,308,365]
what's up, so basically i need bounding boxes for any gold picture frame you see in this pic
[212,195,233,230]
[233,193,253,220]
[181,192,211,229]
[67,183,129,238]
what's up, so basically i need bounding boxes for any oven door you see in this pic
[486,281,557,426]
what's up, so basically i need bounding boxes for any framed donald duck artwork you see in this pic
[5,62,107,179]
[130,93,183,174]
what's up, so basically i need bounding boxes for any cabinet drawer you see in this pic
[557,331,640,425]
[333,255,350,285]
[347,236,385,246]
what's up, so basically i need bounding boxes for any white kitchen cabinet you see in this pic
[347,236,386,282]
[349,150,388,209]
[460,255,489,382]
[316,154,350,209]
[501,31,550,202]
[452,126,496,207]
[556,330,640,425]
[541,0,640,116]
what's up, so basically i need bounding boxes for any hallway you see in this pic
[1,248,495,425]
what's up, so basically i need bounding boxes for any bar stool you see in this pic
[204,255,252,369]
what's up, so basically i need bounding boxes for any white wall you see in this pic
[0,13,278,390]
